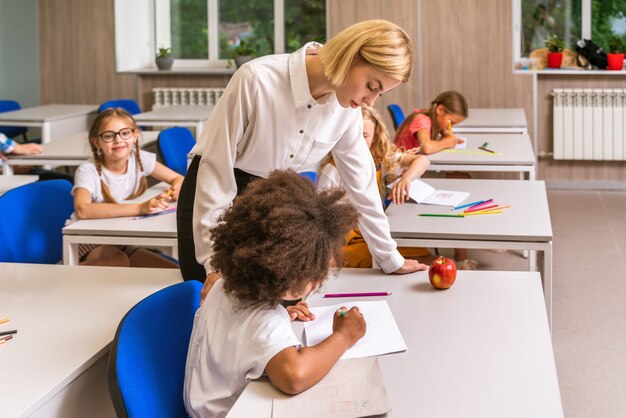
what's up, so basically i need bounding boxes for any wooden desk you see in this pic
[3,131,159,176]
[427,133,537,180]
[0,175,38,195]
[133,105,213,139]
[0,104,98,144]
[63,183,177,265]
[455,108,528,134]
[228,269,563,418]
[0,263,182,418]
[385,178,554,325]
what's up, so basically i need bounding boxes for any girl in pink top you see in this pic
[394,91,468,154]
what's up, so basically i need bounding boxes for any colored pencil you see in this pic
[419,213,465,218]
[0,317,9,325]
[465,199,493,211]
[453,200,486,210]
[465,203,498,213]
[479,146,497,154]
[463,210,503,216]
[324,292,392,298]
[481,142,489,148]
[0,329,17,337]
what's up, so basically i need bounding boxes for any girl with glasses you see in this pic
[68,108,184,267]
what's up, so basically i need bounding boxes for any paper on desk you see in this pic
[271,357,391,418]
[455,137,468,149]
[304,300,406,359]
[387,179,470,207]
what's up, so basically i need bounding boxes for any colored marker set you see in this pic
[418,199,511,218]
[478,142,496,154]
[0,317,15,346]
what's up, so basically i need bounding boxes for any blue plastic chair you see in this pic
[108,280,202,418]
[0,180,74,263]
[387,104,406,130]
[299,171,317,184]
[99,99,142,115]
[157,127,196,175]
[0,100,28,140]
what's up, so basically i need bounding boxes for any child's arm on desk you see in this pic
[265,307,365,395]
[390,153,431,205]
[151,162,184,200]
[418,129,463,155]
[74,187,170,219]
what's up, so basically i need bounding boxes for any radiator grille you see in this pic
[553,88,626,160]
[153,88,225,109]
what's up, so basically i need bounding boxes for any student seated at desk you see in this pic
[394,90,467,154]
[184,170,366,418]
[0,132,43,158]
[318,104,433,268]
[68,108,183,268]
[394,91,477,270]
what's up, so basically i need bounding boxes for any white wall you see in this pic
[0,0,40,106]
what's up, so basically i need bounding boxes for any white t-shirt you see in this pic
[68,150,156,222]
[190,42,404,275]
[184,279,301,418]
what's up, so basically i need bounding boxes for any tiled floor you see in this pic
[456,189,626,418]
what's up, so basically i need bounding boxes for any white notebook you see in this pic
[304,300,406,359]
[388,179,470,207]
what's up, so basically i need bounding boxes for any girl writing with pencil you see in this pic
[68,108,183,267]
[394,90,468,154]
[184,170,365,417]
[394,91,477,269]
[317,104,433,268]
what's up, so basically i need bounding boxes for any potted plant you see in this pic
[606,35,624,71]
[156,47,174,70]
[544,34,565,68]
[230,40,256,68]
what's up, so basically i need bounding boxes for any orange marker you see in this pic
[0,317,9,325]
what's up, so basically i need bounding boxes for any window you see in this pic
[156,0,326,64]
[514,0,626,60]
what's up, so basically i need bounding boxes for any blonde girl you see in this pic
[70,108,184,267]
[318,104,433,268]
[395,90,468,154]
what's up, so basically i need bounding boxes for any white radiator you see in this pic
[553,88,626,160]
[152,88,225,109]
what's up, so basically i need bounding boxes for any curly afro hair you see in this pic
[210,170,359,310]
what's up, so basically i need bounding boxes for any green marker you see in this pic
[481,142,489,148]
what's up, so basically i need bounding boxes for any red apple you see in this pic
[428,256,457,289]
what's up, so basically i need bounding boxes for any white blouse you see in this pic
[190,42,404,274]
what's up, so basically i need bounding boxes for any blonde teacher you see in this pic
[177,19,429,286]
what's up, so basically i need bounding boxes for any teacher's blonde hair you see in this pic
[319,19,413,87]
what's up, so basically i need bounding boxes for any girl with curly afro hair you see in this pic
[184,170,367,418]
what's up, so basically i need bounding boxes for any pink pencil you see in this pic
[465,199,493,211]
[465,203,497,213]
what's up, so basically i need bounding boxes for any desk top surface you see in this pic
[427,133,536,165]
[228,268,563,418]
[6,130,159,162]
[386,178,552,241]
[63,183,177,237]
[134,105,214,122]
[0,175,38,194]
[0,104,98,123]
[0,263,182,418]
[455,108,528,129]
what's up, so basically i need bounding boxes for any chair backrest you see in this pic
[387,104,406,130]
[99,99,142,115]
[0,100,27,138]
[108,280,202,418]
[0,179,74,263]
[299,171,317,184]
[157,127,196,175]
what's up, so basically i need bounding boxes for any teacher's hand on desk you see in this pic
[200,271,222,304]
[393,259,429,274]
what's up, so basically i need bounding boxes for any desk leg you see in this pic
[528,250,537,271]
[3,164,14,176]
[529,166,536,181]
[63,237,80,265]
[543,242,553,331]
[41,121,51,144]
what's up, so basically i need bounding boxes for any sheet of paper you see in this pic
[420,189,470,207]
[272,357,391,418]
[304,300,406,359]
[455,137,468,149]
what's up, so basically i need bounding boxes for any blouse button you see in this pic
[299,130,304,134]
[307,104,312,109]
[290,154,294,158]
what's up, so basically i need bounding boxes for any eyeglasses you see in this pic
[97,127,135,143]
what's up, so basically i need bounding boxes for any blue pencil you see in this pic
[453,200,486,211]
